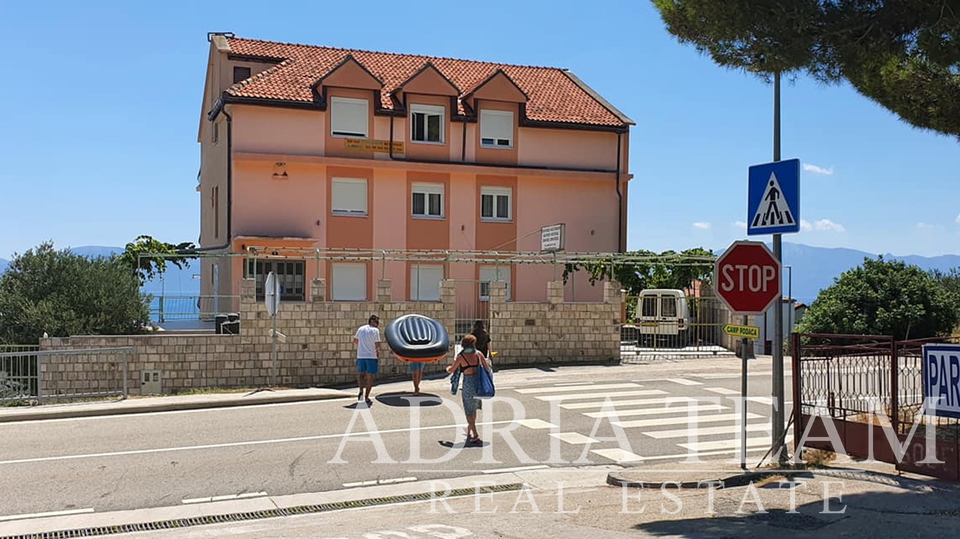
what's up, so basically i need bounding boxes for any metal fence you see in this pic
[0,347,133,404]
[620,294,739,362]
[792,333,960,481]
[148,294,241,322]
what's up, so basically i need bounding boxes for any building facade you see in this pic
[197,33,633,307]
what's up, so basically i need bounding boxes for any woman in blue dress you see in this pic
[446,334,491,446]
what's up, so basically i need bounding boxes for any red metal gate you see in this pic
[792,333,960,481]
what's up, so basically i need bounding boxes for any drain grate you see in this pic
[2,483,525,539]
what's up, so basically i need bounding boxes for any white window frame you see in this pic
[410,104,444,144]
[330,97,369,138]
[410,264,443,301]
[479,265,511,301]
[331,178,368,216]
[332,263,367,301]
[480,110,514,148]
[411,182,444,219]
[480,186,512,222]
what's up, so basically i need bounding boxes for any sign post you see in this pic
[264,272,281,387]
[716,240,782,469]
[747,157,800,465]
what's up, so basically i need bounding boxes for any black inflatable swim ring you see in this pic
[384,314,450,362]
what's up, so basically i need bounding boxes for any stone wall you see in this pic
[486,281,622,365]
[40,278,619,396]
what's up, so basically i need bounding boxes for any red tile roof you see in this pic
[223,37,631,129]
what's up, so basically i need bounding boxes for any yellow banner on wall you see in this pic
[344,139,405,154]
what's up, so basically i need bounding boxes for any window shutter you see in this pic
[480,110,513,145]
[331,98,368,137]
[410,265,443,301]
[332,179,367,214]
[332,263,367,300]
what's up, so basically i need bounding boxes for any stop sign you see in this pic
[715,240,782,315]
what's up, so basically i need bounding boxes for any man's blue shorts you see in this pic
[357,358,379,375]
[408,361,424,372]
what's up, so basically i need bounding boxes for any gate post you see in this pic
[791,332,802,460]
[891,337,899,437]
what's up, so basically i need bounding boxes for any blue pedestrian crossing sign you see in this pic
[748,159,800,235]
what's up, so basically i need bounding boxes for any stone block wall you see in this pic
[486,281,622,366]
[40,278,620,395]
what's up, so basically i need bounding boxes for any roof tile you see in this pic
[224,37,628,128]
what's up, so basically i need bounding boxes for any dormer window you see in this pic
[233,66,252,83]
[330,97,369,138]
[480,110,514,148]
[410,104,444,144]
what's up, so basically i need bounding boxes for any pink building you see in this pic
[197,33,633,306]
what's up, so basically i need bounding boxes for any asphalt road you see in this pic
[0,357,793,519]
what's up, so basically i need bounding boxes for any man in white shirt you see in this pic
[353,315,381,406]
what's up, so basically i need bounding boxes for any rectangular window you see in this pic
[332,178,367,216]
[212,121,219,144]
[480,110,514,148]
[411,182,444,218]
[641,297,657,318]
[479,266,511,301]
[243,260,305,301]
[233,66,252,84]
[410,104,444,143]
[332,263,367,301]
[330,97,369,138]
[410,265,443,301]
[661,296,678,317]
[480,187,511,221]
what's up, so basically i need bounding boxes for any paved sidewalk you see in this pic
[0,387,354,423]
[2,457,959,539]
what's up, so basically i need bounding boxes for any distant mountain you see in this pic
[717,242,960,305]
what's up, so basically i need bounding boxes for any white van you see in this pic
[635,289,690,347]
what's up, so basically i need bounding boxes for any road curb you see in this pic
[0,392,351,423]
[606,470,774,490]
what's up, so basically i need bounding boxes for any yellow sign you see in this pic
[722,324,760,339]
[344,139,405,154]
[639,321,660,328]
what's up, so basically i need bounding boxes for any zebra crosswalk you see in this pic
[512,378,791,464]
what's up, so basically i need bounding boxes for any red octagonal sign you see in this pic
[715,240,782,315]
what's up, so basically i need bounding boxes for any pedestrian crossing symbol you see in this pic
[747,159,800,235]
[751,173,794,229]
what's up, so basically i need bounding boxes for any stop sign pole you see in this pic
[715,241,782,469]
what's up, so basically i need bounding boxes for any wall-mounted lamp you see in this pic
[272,162,289,180]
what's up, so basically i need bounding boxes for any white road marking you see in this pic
[704,387,740,396]
[342,477,417,488]
[182,492,268,504]
[560,396,697,410]
[549,432,599,445]
[639,446,777,461]
[481,465,549,474]
[536,390,666,402]
[0,398,357,425]
[644,422,772,439]
[613,412,763,429]
[585,404,726,419]
[679,436,794,452]
[0,420,519,466]
[515,419,557,430]
[515,383,641,394]
[666,378,702,386]
[0,507,95,522]
[748,397,774,405]
[590,448,643,464]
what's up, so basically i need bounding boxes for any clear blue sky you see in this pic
[1,0,957,260]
